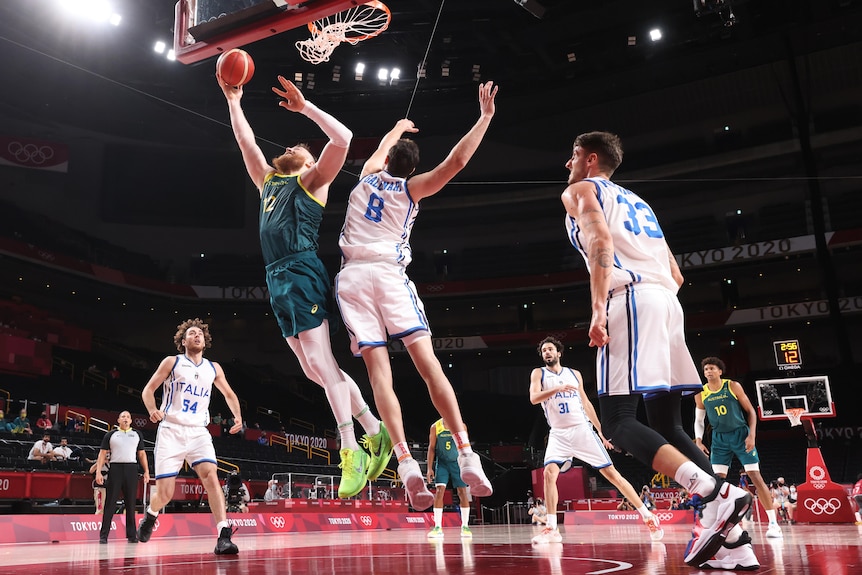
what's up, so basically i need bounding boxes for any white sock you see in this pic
[338,421,359,451]
[460,506,470,526]
[394,442,412,463]
[636,505,651,519]
[453,431,474,455]
[146,506,159,517]
[547,512,557,530]
[354,404,381,437]
[434,507,443,528]
[673,461,717,497]
[766,509,778,524]
[216,520,229,532]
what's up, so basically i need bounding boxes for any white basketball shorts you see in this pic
[597,284,701,397]
[544,424,612,470]
[153,423,217,479]
[335,262,431,356]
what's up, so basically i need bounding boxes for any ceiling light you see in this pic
[627,36,636,46]
[166,49,176,61]
[355,62,365,74]
[109,13,121,26]
[377,68,388,81]
[567,52,576,62]
[154,40,166,54]
[649,28,662,41]
[390,68,400,80]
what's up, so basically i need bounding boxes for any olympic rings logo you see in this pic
[7,141,55,165]
[426,284,445,292]
[359,515,373,526]
[808,466,826,481]
[655,512,674,522]
[803,497,841,515]
[134,418,148,428]
[270,516,285,528]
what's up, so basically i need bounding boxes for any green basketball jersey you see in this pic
[701,379,747,433]
[433,419,459,462]
[259,173,324,266]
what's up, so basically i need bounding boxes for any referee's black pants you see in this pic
[99,462,138,539]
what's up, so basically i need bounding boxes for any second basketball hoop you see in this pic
[295,0,391,64]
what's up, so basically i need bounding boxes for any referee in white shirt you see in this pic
[95,411,150,543]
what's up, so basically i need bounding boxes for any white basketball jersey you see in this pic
[540,367,590,429]
[566,177,678,294]
[339,171,418,267]
[159,354,214,427]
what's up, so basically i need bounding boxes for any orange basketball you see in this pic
[217,49,255,87]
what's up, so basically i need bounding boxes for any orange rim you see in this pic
[307,0,391,42]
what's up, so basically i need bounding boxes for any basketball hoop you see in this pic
[295,0,391,64]
[785,407,806,427]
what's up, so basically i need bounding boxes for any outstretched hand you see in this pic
[478,81,498,118]
[394,119,419,135]
[272,76,306,112]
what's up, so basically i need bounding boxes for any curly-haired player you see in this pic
[138,318,244,555]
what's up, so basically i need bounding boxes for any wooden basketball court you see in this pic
[1,520,859,574]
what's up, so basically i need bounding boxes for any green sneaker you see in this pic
[360,422,393,481]
[460,525,473,539]
[427,525,444,539]
[337,448,369,498]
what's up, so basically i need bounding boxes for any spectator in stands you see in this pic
[258,431,268,446]
[211,412,223,427]
[771,477,794,523]
[852,473,862,524]
[53,437,73,461]
[11,409,32,436]
[669,497,682,510]
[28,432,57,463]
[640,485,657,511]
[109,366,121,381]
[526,490,535,507]
[36,411,53,431]
[530,497,549,525]
[0,410,10,432]
[264,479,280,502]
[87,364,101,375]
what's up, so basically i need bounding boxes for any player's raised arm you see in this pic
[408,81,498,201]
[272,76,353,194]
[361,119,419,178]
[218,77,272,192]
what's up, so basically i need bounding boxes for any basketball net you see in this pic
[785,407,806,427]
[295,1,391,64]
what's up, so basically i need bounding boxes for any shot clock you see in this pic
[773,339,802,370]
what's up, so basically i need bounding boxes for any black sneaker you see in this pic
[99,536,108,544]
[214,526,239,555]
[137,512,157,543]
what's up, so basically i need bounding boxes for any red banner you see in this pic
[0,135,69,172]
[0,511,458,544]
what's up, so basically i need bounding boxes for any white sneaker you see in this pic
[700,542,760,570]
[644,513,664,541]
[457,452,493,497]
[684,482,752,566]
[397,458,435,511]
[531,527,562,544]
[766,522,783,538]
